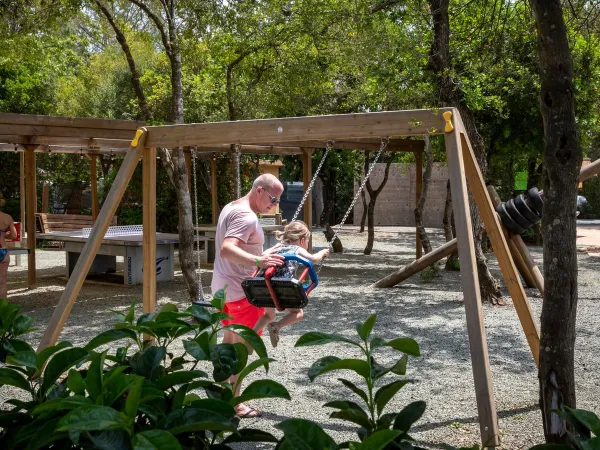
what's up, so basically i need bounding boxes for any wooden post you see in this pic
[25,146,36,287]
[91,155,99,221]
[20,152,25,237]
[185,149,192,195]
[143,147,157,323]
[415,150,423,258]
[211,155,218,225]
[301,148,313,251]
[42,183,49,213]
[36,129,148,351]
[444,114,500,447]
[459,130,540,366]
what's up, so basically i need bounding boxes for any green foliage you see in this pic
[295,314,426,449]
[529,406,600,450]
[420,264,440,283]
[0,292,289,449]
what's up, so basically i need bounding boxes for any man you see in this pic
[211,173,285,418]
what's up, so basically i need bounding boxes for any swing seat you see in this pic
[242,254,318,310]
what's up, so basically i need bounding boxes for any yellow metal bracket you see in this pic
[131,129,144,147]
[443,111,454,133]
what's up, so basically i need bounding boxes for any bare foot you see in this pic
[235,403,262,418]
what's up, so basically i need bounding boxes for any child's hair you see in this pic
[275,220,311,244]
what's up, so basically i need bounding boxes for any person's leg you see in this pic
[0,254,9,299]
[253,307,276,335]
[274,308,304,329]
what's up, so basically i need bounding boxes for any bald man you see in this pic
[211,173,285,418]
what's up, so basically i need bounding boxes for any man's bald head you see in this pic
[252,173,283,192]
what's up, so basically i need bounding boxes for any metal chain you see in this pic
[317,137,390,274]
[291,140,334,222]
[235,144,242,198]
[191,147,206,300]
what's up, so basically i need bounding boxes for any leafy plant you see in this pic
[0,298,36,363]
[0,290,289,449]
[529,406,600,450]
[294,314,426,449]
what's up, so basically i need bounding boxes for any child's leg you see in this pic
[274,308,304,330]
[253,307,276,334]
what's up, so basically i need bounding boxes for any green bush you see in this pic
[529,406,600,450]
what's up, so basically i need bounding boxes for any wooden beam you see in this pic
[2,124,136,140]
[42,183,49,213]
[255,139,425,152]
[91,155,99,220]
[444,113,500,447]
[25,146,36,287]
[145,109,450,147]
[211,156,218,225]
[459,128,540,366]
[193,144,303,155]
[415,150,423,258]
[579,157,600,182]
[36,129,147,351]
[143,147,157,327]
[371,238,457,288]
[0,112,144,130]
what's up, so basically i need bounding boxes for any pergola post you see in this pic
[444,113,500,447]
[211,155,218,225]
[25,145,36,286]
[415,150,423,258]
[91,155,99,220]
[143,147,157,323]
[301,148,313,250]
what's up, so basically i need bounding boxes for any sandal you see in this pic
[236,405,262,418]
[267,323,280,348]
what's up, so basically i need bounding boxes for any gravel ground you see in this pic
[4,226,600,449]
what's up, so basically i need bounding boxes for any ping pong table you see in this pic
[37,225,178,285]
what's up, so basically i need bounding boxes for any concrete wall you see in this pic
[353,163,449,227]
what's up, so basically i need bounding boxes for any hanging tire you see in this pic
[528,187,544,216]
[514,194,541,223]
[496,202,525,234]
[506,198,535,230]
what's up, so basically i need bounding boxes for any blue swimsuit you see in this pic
[0,228,8,263]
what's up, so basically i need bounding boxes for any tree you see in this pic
[363,151,393,255]
[414,136,434,255]
[529,0,582,443]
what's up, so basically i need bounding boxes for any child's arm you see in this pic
[297,247,330,264]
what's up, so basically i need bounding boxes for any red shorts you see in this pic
[222,297,264,336]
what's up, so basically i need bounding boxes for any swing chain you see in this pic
[291,140,334,222]
[191,147,206,300]
[317,137,390,274]
[234,144,242,199]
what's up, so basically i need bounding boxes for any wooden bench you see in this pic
[36,213,117,233]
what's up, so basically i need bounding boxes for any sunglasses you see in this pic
[261,188,280,204]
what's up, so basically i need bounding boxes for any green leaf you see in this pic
[157,408,236,435]
[356,314,377,341]
[132,430,182,450]
[188,398,236,418]
[372,356,408,380]
[276,418,338,450]
[360,430,402,450]
[210,343,239,382]
[32,395,93,414]
[296,332,360,348]
[384,338,420,356]
[154,370,208,390]
[222,428,279,444]
[223,324,268,359]
[67,369,86,395]
[339,378,369,404]
[7,349,37,371]
[183,333,211,361]
[133,346,166,380]
[330,409,372,429]
[185,305,212,329]
[566,407,600,436]
[56,405,126,432]
[233,379,291,406]
[125,376,145,422]
[375,380,413,416]
[0,367,31,391]
[211,288,226,310]
[85,329,138,351]
[308,356,371,382]
[13,314,34,336]
[393,401,426,432]
[26,417,69,450]
[370,337,387,349]
[85,351,107,402]
[36,341,72,371]
[232,357,275,393]
[42,347,88,396]
[125,301,137,323]
[233,342,249,374]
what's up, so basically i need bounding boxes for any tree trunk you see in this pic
[414,136,433,254]
[364,152,393,255]
[529,0,581,443]
[359,184,368,232]
[313,176,324,227]
[443,179,459,270]
[320,171,336,226]
[428,0,501,303]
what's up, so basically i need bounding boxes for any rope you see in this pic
[291,140,333,222]
[191,147,206,300]
[235,144,242,198]
[317,137,389,274]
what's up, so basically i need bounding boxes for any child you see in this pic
[253,220,329,347]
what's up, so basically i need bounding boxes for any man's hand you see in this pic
[256,249,284,269]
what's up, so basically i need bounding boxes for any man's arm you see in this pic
[221,237,284,269]
[6,218,17,240]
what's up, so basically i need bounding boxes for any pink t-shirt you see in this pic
[211,201,264,302]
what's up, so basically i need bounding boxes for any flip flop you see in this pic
[236,406,262,418]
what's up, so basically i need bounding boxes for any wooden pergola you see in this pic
[2,109,525,446]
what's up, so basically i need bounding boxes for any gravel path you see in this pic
[4,226,600,449]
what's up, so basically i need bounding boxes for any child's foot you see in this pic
[267,323,280,347]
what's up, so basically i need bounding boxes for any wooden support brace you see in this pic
[91,155,99,220]
[444,113,500,447]
[211,156,218,225]
[458,126,540,366]
[415,150,423,259]
[37,129,148,352]
[143,147,157,337]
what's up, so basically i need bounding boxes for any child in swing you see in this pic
[253,220,329,347]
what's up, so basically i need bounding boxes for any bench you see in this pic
[36,213,117,233]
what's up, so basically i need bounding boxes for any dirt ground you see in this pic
[3,225,600,449]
